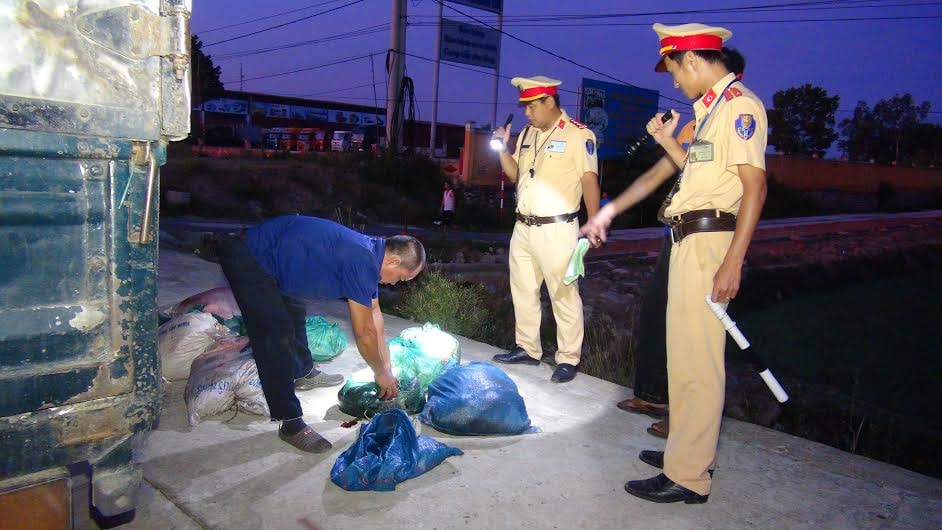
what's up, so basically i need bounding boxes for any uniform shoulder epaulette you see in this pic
[723,86,743,101]
[569,118,589,129]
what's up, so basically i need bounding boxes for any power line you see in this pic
[259,50,667,112]
[197,0,348,34]
[204,0,364,48]
[430,0,690,107]
[214,24,389,61]
[409,0,938,22]
[268,93,526,106]
[411,14,942,27]
[224,51,384,84]
[288,82,386,98]
[399,50,579,97]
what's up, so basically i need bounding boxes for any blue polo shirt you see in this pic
[245,215,385,308]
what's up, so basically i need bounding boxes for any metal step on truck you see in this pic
[0,1,191,527]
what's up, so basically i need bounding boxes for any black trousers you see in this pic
[632,232,671,405]
[216,237,315,420]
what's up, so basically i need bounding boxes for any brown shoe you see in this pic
[646,418,669,439]
[278,426,332,453]
[617,397,669,418]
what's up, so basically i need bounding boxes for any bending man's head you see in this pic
[380,235,426,285]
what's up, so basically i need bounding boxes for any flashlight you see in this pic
[490,113,515,151]
[625,109,673,157]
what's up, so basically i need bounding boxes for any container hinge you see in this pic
[157,4,191,81]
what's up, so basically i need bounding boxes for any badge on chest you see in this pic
[688,140,714,163]
[546,140,567,153]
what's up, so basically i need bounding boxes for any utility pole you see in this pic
[239,63,244,92]
[429,0,443,156]
[386,0,407,152]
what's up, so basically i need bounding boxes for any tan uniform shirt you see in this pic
[512,109,598,216]
[665,73,767,217]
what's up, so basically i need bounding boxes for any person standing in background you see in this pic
[441,180,455,233]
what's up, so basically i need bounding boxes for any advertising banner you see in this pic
[580,79,660,160]
[201,98,247,114]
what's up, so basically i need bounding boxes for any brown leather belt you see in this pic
[669,209,736,243]
[516,211,579,227]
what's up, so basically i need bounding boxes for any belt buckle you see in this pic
[670,225,678,244]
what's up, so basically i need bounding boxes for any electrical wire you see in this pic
[198,0,349,34]
[429,0,690,106]
[204,0,364,48]
[222,51,384,84]
[409,0,939,22]
[213,24,389,61]
[410,14,942,27]
[288,82,386,98]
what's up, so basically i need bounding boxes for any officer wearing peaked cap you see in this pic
[652,23,732,72]
[490,75,600,384]
[581,23,768,504]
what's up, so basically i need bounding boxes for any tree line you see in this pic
[767,84,940,167]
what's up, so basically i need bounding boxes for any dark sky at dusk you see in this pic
[192,0,942,154]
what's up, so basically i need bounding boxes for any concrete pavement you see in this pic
[128,245,942,529]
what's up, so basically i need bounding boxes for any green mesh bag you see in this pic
[388,337,456,395]
[337,370,425,419]
[336,327,460,419]
[305,316,349,361]
[398,323,461,365]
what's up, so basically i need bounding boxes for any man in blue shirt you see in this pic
[216,215,426,453]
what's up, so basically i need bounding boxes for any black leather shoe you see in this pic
[493,346,540,365]
[639,450,664,469]
[638,451,714,476]
[550,363,578,383]
[624,473,709,504]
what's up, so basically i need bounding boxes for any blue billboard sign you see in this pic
[449,0,503,14]
[580,79,660,160]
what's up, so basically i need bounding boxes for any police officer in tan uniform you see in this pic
[583,24,767,503]
[491,76,600,383]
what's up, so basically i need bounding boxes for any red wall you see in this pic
[766,155,942,192]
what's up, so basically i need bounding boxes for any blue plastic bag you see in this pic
[331,409,463,491]
[419,362,537,436]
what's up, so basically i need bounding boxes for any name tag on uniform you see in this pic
[688,140,714,163]
[546,140,567,153]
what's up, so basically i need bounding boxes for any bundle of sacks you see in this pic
[159,287,350,425]
[337,323,460,418]
[337,323,536,436]
[184,337,269,425]
[331,334,536,493]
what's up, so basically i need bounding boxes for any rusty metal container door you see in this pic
[0,0,190,522]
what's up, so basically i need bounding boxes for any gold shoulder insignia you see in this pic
[569,118,588,129]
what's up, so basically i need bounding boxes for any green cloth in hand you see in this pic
[563,238,590,285]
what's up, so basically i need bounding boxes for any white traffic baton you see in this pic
[704,295,789,403]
